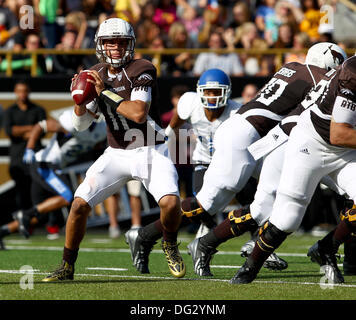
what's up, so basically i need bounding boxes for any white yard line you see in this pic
[0,269,355,288]
[86,267,128,271]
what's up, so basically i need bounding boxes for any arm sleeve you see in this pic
[332,95,356,126]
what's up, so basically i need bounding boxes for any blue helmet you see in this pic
[197,69,231,109]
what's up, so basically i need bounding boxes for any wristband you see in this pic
[38,120,48,133]
[100,89,124,113]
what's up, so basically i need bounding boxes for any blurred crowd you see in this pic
[0,0,355,76]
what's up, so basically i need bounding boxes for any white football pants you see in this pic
[196,113,261,215]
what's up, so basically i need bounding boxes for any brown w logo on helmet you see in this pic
[325,45,346,65]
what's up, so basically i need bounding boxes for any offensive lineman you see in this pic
[42,18,186,281]
[185,42,347,277]
[231,56,356,285]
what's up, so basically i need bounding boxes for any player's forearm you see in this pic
[117,100,149,124]
[72,105,95,131]
[168,108,185,129]
[330,122,356,148]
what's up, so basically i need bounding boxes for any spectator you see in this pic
[3,81,46,211]
[273,23,294,48]
[233,83,258,105]
[52,30,84,75]
[113,0,141,25]
[197,2,228,46]
[193,31,244,76]
[261,0,303,46]
[0,33,47,75]
[234,22,269,75]
[34,0,61,48]
[0,1,19,48]
[153,0,178,33]
[141,34,175,76]
[175,0,203,45]
[299,0,321,43]
[135,19,160,49]
[167,22,195,76]
[284,32,310,64]
[64,11,88,49]
[255,0,277,41]
[225,1,251,29]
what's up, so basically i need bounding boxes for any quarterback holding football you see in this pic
[43,18,186,281]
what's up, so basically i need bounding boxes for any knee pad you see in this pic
[181,197,215,228]
[228,206,258,236]
[257,221,290,253]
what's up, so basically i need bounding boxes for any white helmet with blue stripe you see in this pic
[197,69,231,109]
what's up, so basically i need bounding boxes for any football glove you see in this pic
[23,148,35,164]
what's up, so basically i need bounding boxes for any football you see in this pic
[71,70,98,105]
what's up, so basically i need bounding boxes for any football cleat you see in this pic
[161,240,186,278]
[187,238,217,277]
[125,228,154,274]
[42,260,74,282]
[240,240,288,270]
[307,241,344,284]
[13,210,31,239]
[230,261,258,284]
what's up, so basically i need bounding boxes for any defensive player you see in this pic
[0,109,106,247]
[42,18,185,281]
[167,68,242,236]
[185,42,347,277]
[231,56,356,285]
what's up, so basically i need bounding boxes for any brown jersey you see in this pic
[280,68,338,136]
[237,62,327,137]
[89,59,165,149]
[310,66,356,144]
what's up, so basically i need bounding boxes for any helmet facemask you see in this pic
[197,83,231,109]
[95,36,135,68]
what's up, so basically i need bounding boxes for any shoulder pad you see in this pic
[177,92,199,120]
[125,59,157,79]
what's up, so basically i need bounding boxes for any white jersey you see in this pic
[177,92,241,164]
[35,110,107,167]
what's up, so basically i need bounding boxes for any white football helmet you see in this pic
[305,42,347,70]
[95,18,136,68]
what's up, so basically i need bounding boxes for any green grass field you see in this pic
[1,229,355,301]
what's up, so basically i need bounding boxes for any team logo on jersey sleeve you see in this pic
[138,73,153,81]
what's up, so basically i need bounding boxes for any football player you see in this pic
[42,18,186,281]
[167,68,243,236]
[231,56,356,285]
[0,109,106,248]
[185,42,347,277]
